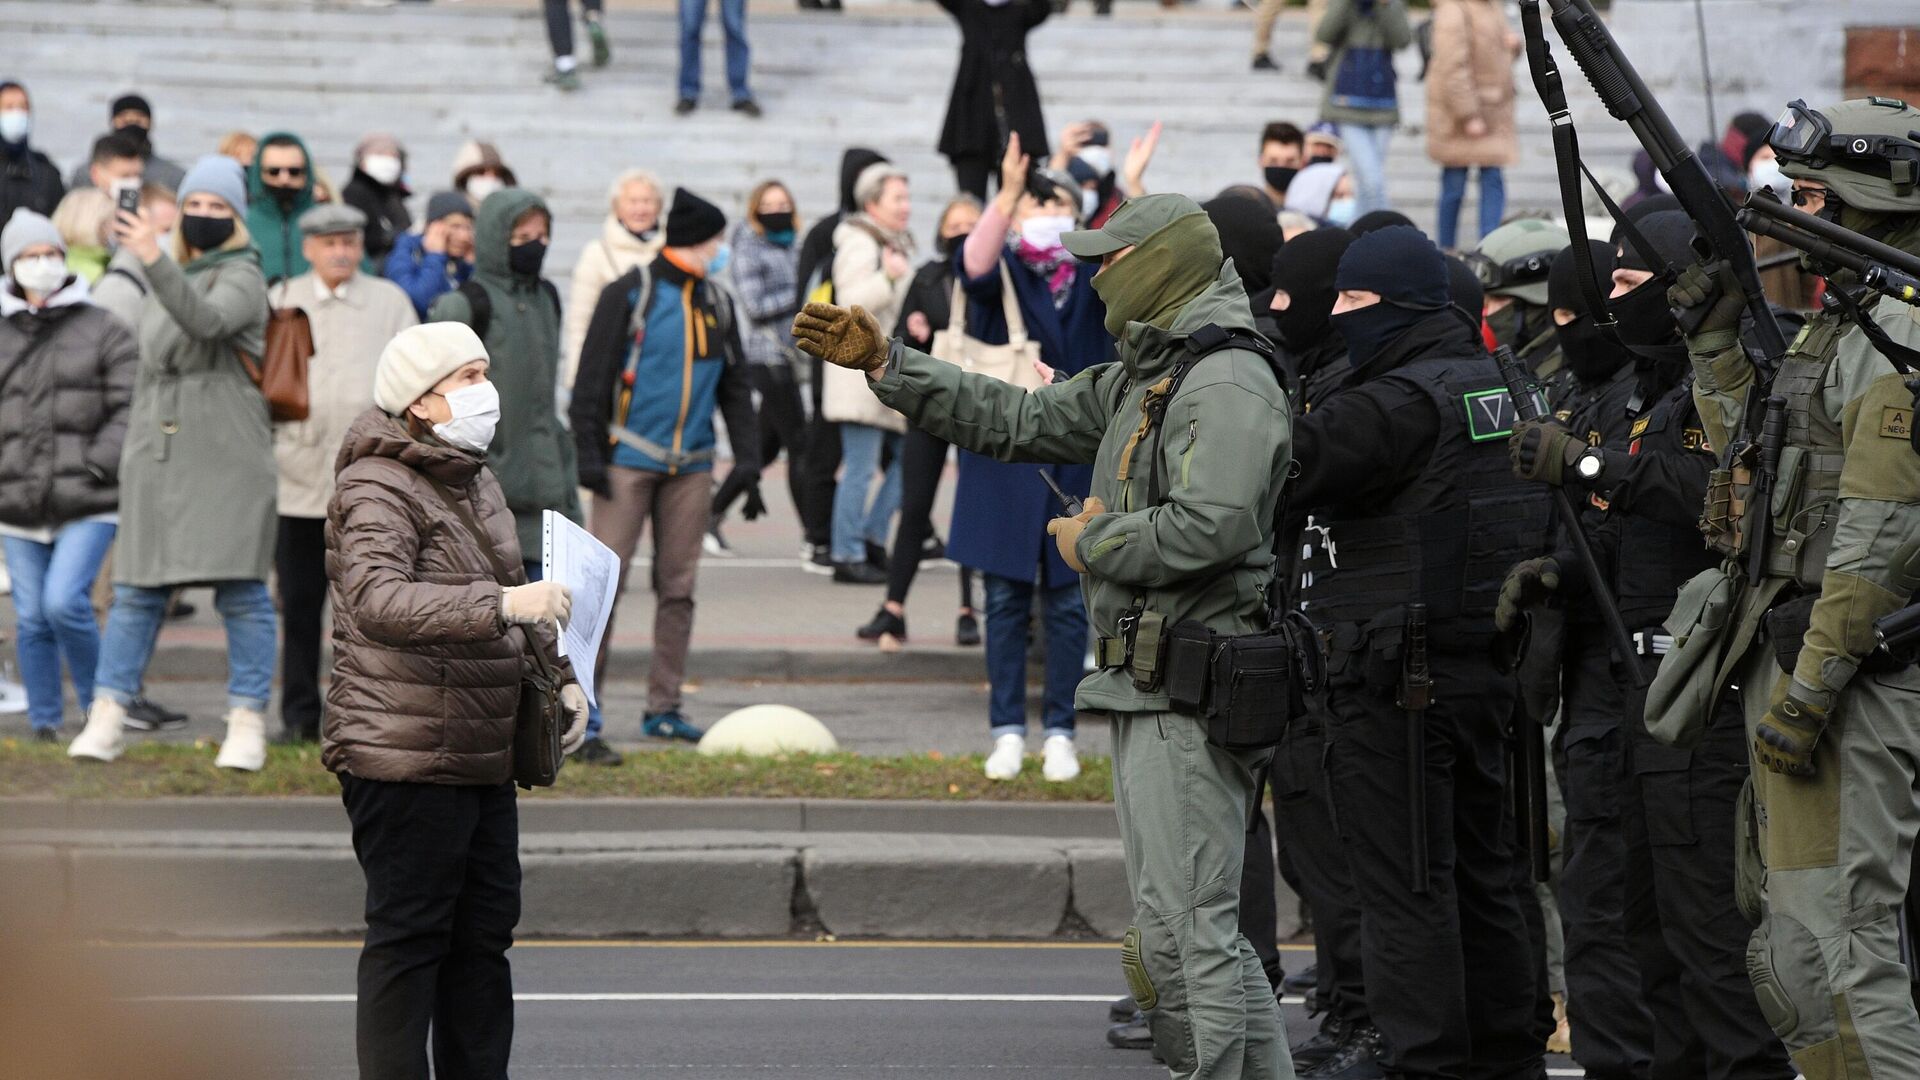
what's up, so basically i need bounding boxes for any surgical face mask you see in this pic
[1324,197,1358,227]
[360,153,404,187]
[11,254,66,295]
[757,210,795,236]
[1080,188,1100,221]
[1748,157,1790,202]
[0,109,29,144]
[180,214,235,252]
[1076,147,1113,177]
[1263,165,1299,195]
[508,238,547,277]
[708,244,732,276]
[432,380,501,453]
[465,175,505,204]
[1019,213,1075,251]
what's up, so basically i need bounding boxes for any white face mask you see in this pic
[1076,146,1112,178]
[0,110,29,144]
[11,254,67,296]
[431,380,501,453]
[465,175,505,204]
[1748,157,1791,202]
[361,153,404,187]
[1019,213,1075,251]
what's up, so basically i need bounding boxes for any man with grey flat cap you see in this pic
[274,201,417,743]
[794,193,1296,1080]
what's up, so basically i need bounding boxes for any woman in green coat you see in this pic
[68,156,278,774]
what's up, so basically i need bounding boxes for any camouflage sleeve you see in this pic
[1685,330,1755,457]
[1795,298,1920,701]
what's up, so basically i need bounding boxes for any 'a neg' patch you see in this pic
[1881,406,1913,440]
[1465,388,1522,442]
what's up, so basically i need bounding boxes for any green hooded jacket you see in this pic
[428,187,582,556]
[245,130,316,283]
[872,263,1293,714]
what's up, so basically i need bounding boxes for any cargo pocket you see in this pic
[1633,743,1695,847]
[1734,776,1765,927]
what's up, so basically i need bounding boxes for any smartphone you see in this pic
[112,179,142,217]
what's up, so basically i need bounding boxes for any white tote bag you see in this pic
[929,263,1046,392]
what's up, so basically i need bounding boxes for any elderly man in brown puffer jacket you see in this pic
[324,321,585,1080]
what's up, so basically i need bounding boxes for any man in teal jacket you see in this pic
[795,194,1295,1080]
[246,130,315,282]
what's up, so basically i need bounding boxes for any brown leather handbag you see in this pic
[236,295,314,422]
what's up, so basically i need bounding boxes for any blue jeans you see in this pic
[1436,166,1507,250]
[831,424,902,563]
[2,522,117,731]
[1338,122,1394,216]
[982,574,1086,738]
[96,581,277,712]
[678,0,752,103]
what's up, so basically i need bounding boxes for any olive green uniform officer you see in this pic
[1652,97,1920,1079]
[793,194,1295,1080]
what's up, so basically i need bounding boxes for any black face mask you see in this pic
[1485,304,1529,352]
[939,232,968,258]
[180,214,235,253]
[1555,315,1627,384]
[116,123,151,155]
[1607,275,1678,351]
[266,184,301,211]
[1331,302,1422,371]
[508,239,547,277]
[1308,153,1336,166]
[757,211,795,236]
[1263,165,1299,195]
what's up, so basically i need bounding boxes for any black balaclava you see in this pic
[1349,209,1416,237]
[1204,192,1284,319]
[1608,210,1697,389]
[1268,226,1354,354]
[1546,239,1627,384]
[1331,225,1454,370]
[1444,255,1488,348]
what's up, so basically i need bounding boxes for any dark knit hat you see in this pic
[424,190,471,225]
[665,188,727,248]
[1334,225,1449,309]
[1616,210,1697,275]
[1348,209,1415,236]
[1547,240,1615,316]
[110,92,152,119]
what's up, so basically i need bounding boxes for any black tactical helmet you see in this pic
[1769,96,1920,213]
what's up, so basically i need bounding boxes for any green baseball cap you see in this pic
[1063,193,1208,261]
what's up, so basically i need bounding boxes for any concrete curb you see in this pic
[146,644,989,684]
[0,800,1301,942]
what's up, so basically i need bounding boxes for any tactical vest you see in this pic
[1299,355,1553,644]
[1614,383,1720,627]
[1706,314,1846,591]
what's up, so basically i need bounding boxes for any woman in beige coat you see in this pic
[562,169,664,387]
[1424,0,1521,249]
[822,163,912,584]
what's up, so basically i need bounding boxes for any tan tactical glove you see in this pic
[502,581,572,629]
[560,683,589,756]
[1754,676,1830,778]
[1045,497,1106,573]
[792,303,889,373]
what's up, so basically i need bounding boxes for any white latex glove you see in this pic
[560,683,589,756]
[502,581,572,628]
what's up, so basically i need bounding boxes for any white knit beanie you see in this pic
[374,322,489,415]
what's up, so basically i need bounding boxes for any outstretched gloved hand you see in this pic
[502,580,572,629]
[1045,497,1106,574]
[1494,556,1561,633]
[1754,677,1830,777]
[560,683,589,756]
[792,303,889,373]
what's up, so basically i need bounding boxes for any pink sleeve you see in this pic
[963,203,1010,280]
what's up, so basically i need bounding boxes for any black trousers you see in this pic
[1272,713,1368,1021]
[1326,654,1544,1080]
[342,775,521,1080]
[1238,767,1286,994]
[543,0,603,59]
[714,363,809,524]
[793,358,839,548]
[276,515,329,739]
[1556,636,1655,1079]
[887,426,974,612]
[1620,657,1794,1080]
[951,155,991,202]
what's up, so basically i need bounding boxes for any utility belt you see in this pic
[1095,606,1323,751]
[611,428,716,469]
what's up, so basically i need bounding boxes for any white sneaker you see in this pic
[984,732,1026,781]
[1042,734,1081,782]
[214,706,268,772]
[68,697,128,762]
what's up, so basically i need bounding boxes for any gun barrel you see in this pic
[1743,194,1920,282]
[1038,469,1084,518]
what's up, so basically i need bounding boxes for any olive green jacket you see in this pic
[872,265,1293,713]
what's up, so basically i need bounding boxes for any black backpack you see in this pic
[459,278,561,339]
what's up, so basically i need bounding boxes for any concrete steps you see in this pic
[3,0,1648,282]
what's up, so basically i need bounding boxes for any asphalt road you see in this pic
[65,941,1585,1078]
